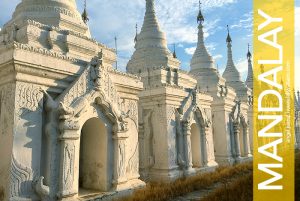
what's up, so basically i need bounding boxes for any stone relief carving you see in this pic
[0,84,14,136]
[57,51,125,127]
[127,142,139,176]
[175,109,185,168]
[22,19,111,51]
[182,120,193,169]
[117,141,126,178]
[58,103,75,120]
[34,176,50,201]
[63,143,75,190]
[12,42,78,62]
[142,110,154,169]
[17,84,43,116]
[0,92,2,119]
[121,99,138,128]
[180,89,211,128]
[218,84,228,97]
[166,106,175,125]
[90,51,103,90]
[154,104,168,129]
[175,88,213,169]
[230,100,241,125]
[59,69,90,107]
[35,52,135,198]
[10,155,34,199]
[248,95,253,106]
[21,5,82,19]
[119,111,129,132]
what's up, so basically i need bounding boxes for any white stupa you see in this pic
[127,0,180,74]
[6,0,90,37]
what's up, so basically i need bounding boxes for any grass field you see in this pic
[202,151,300,201]
[295,151,300,201]
[116,163,252,201]
[118,151,299,201]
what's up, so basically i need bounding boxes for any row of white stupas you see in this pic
[0,0,296,201]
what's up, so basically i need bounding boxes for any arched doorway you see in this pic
[79,117,109,192]
[190,123,202,167]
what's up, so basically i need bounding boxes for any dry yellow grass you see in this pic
[117,163,252,201]
[296,151,300,201]
[117,152,299,201]
[200,173,253,201]
[202,150,300,201]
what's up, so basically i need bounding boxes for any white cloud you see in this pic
[206,43,217,52]
[0,0,240,71]
[85,0,238,69]
[213,54,223,60]
[235,58,248,80]
[230,11,252,30]
[185,47,196,55]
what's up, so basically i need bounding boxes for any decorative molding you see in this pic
[10,155,33,199]
[17,84,43,116]
[12,42,79,62]
[109,68,139,80]
[15,5,82,19]
[22,19,112,51]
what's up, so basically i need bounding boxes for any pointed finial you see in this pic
[197,0,204,24]
[226,25,232,43]
[247,43,252,60]
[173,44,177,58]
[82,0,89,24]
[134,23,138,43]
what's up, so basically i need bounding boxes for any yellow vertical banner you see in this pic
[253,0,295,201]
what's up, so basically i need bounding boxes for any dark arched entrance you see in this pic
[79,117,109,192]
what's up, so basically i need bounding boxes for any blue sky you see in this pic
[0,0,299,90]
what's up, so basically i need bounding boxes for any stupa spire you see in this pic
[246,44,253,89]
[173,44,177,58]
[226,25,232,43]
[136,0,169,52]
[197,0,204,24]
[190,0,215,72]
[82,0,89,24]
[136,0,171,53]
[134,23,138,43]
[139,0,160,38]
[223,25,242,82]
[126,0,176,74]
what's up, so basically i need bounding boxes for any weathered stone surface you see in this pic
[0,1,144,200]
